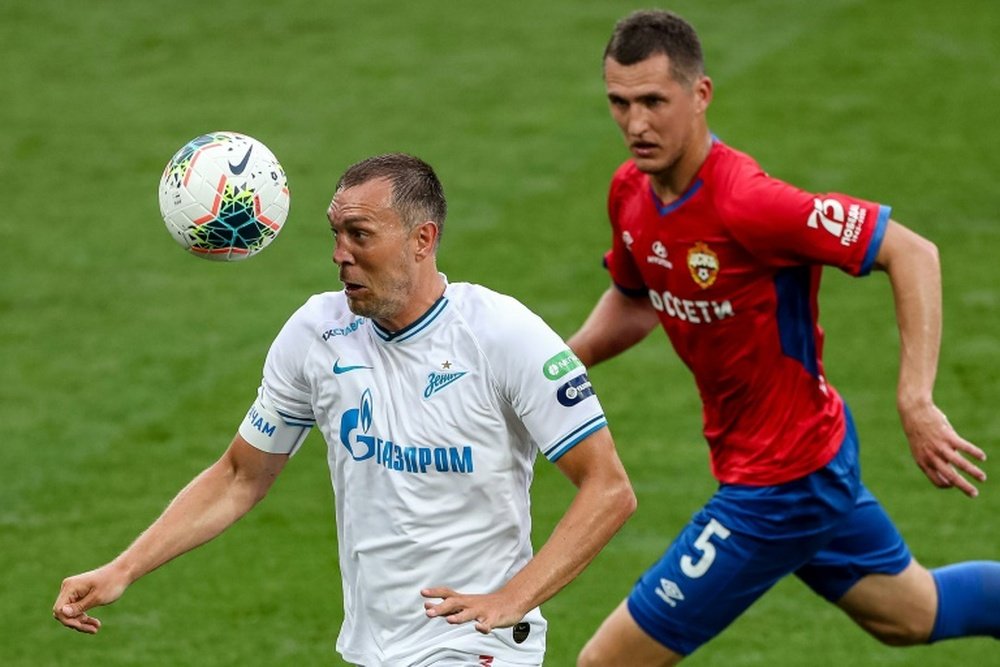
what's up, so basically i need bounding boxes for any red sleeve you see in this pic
[603,164,648,295]
[719,163,891,276]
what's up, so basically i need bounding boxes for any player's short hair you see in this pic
[604,10,705,86]
[336,153,447,243]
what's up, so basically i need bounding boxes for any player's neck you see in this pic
[373,267,446,333]
[649,131,712,203]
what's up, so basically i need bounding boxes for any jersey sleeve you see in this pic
[720,165,891,276]
[603,164,648,295]
[479,294,608,462]
[238,301,317,456]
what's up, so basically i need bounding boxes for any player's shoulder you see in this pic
[446,282,539,324]
[704,139,783,220]
[445,282,568,388]
[283,290,367,341]
[706,140,766,185]
[445,282,554,343]
[609,160,646,199]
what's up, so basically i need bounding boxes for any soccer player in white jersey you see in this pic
[53,153,637,666]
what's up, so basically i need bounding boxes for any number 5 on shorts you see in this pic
[680,518,731,578]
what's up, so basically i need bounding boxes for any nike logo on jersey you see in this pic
[229,145,253,175]
[333,358,373,374]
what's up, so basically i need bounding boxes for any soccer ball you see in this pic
[158,131,290,261]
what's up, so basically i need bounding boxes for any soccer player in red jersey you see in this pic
[571,10,1000,666]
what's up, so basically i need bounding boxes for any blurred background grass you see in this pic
[2,0,998,664]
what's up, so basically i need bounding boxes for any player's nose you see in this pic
[333,241,353,266]
[627,108,650,137]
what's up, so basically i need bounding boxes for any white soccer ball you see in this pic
[158,131,290,261]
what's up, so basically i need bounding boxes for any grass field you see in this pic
[3,0,999,665]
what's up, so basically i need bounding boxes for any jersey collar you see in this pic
[647,135,719,216]
[370,288,450,344]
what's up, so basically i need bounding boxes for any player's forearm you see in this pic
[880,228,942,413]
[568,287,658,367]
[111,454,267,585]
[499,466,636,615]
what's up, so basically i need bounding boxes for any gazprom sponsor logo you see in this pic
[338,388,474,474]
[556,373,595,407]
[247,405,277,437]
[323,317,365,341]
[543,349,582,381]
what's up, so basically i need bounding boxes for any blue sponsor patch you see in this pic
[557,373,595,407]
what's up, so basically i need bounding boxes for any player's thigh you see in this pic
[795,485,913,602]
[795,486,930,643]
[620,511,829,657]
[578,599,683,667]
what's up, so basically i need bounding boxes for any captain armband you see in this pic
[238,394,314,456]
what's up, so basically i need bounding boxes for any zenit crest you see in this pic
[687,242,719,289]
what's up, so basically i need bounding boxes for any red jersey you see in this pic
[604,140,890,485]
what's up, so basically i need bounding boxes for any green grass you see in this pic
[3,0,998,665]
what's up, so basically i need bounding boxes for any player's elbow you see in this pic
[607,477,638,528]
[877,222,939,274]
[912,235,939,269]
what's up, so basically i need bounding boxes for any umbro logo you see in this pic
[654,577,685,608]
[333,358,373,375]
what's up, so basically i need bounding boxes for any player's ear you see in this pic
[413,220,439,260]
[694,75,713,114]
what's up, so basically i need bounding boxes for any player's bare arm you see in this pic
[873,220,987,497]
[53,434,288,633]
[421,427,636,633]
[568,287,659,367]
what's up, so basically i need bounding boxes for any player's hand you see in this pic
[53,564,129,634]
[421,586,526,635]
[901,403,986,497]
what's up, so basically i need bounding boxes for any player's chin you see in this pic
[629,151,668,173]
[344,289,372,312]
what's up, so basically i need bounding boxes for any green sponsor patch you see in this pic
[543,349,582,380]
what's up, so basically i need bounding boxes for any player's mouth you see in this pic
[341,278,366,295]
[630,141,659,158]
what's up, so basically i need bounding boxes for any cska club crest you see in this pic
[687,242,719,289]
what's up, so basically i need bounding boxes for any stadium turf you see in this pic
[3,0,997,664]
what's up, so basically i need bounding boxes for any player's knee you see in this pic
[578,635,632,667]
[577,638,605,667]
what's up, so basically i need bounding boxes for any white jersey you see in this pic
[238,280,606,666]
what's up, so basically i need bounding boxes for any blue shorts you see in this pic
[627,408,912,656]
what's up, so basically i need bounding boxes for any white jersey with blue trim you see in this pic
[239,280,606,666]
